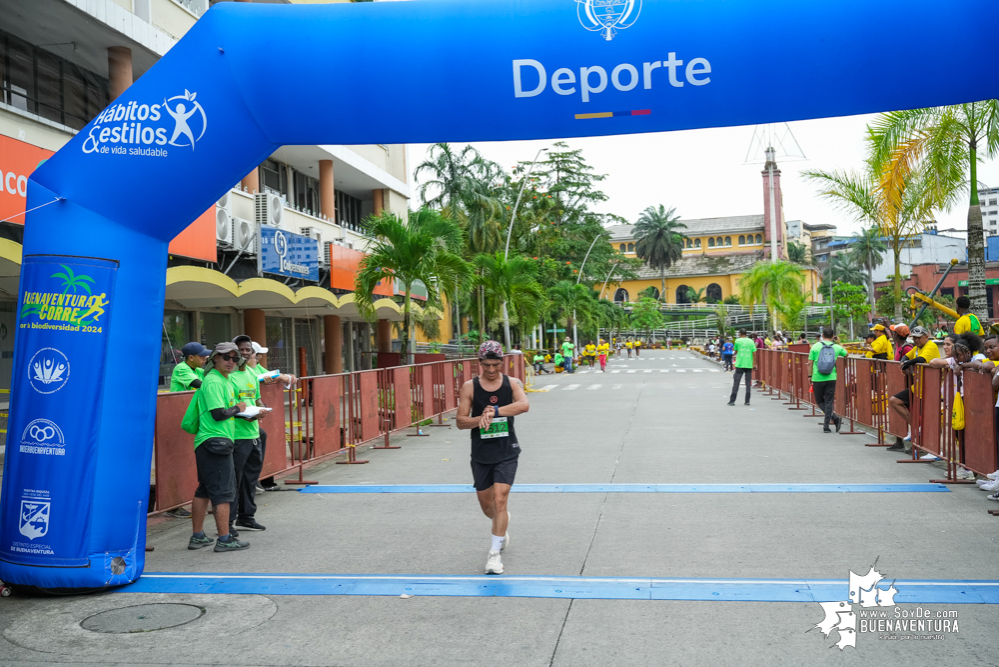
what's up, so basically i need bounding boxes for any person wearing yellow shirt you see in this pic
[584,341,597,368]
[597,339,610,372]
[869,324,893,360]
[953,295,985,337]
[887,326,940,451]
[626,340,634,358]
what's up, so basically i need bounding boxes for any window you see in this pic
[990,199,997,206]
[706,283,722,303]
[265,316,293,375]
[260,159,287,197]
[695,239,701,248]
[739,235,746,245]
[755,234,763,244]
[676,285,690,304]
[686,239,692,248]
[294,171,322,216]
[0,28,110,130]
[335,189,364,230]
[199,312,231,350]
[619,243,626,252]
[708,238,715,247]
[716,237,723,247]
[627,243,635,253]
[724,236,731,246]
[613,288,629,303]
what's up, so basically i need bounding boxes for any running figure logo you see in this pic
[19,500,50,540]
[162,90,207,150]
[576,0,642,41]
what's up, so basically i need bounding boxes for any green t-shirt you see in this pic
[194,368,237,449]
[809,341,848,382]
[561,342,574,357]
[169,362,204,392]
[229,367,261,440]
[733,337,756,369]
[532,355,544,363]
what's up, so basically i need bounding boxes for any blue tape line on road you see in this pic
[299,484,950,494]
[120,573,999,602]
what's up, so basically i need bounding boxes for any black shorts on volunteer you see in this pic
[194,437,237,504]
[893,388,910,407]
[471,457,518,491]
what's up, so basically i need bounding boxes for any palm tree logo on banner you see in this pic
[576,0,642,41]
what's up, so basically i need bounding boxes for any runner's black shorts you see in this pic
[194,438,237,504]
[893,388,910,407]
[471,457,519,491]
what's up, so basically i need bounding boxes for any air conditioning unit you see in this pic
[299,227,329,267]
[232,217,256,254]
[216,192,234,246]
[255,192,283,229]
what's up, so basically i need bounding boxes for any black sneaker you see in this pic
[834,416,842,433]
[235,519,266,531]
[727,402,735,406]
[220,527,239,538]
[167,507,192,518]
[744,402,750,406]
[823,428,833,433]
[214,536,250,552]
[886,438,905,451]
[188,533,213,550]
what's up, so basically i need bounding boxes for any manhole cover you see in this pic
[81,603,205,633]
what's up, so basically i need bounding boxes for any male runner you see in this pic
[456,341,530,575]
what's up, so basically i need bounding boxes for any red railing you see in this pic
[753,349,998,497]
[150,355,525,514]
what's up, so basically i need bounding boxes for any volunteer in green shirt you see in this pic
[532,352,550,375]
[561,337,575,374]
[888,325,941,448]
[728,329,757,406]
[189,342,251,553]
[808,328,849,432]
[169,342,210,391]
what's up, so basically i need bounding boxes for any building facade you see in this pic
[0,0,429,390]
[979,187,999,238]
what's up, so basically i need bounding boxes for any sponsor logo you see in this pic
[810,560,959,650]
[19,499,50,540]
[489,395,499,404]
[20,418,66,456]
[20,264,108,332]
[28,348,69,394]
[576,0,642,41]
[81,89,207,157]
[273,230,309,275]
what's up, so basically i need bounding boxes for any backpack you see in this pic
[181,394,201,435]
[816,342,837,375]
[968,313,984,336]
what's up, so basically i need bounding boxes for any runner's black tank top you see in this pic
[470,375,520,464]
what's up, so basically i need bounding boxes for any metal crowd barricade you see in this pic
[149,355,522,514]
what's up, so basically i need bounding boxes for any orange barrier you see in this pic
[150,355,525,513]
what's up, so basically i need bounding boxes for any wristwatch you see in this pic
[494,405,500,418]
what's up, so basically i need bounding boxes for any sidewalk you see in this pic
[1,350,997,666]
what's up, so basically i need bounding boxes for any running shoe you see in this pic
[988,491,999,502]
[167,507,192,518]
[903,429,912,442]
[188,533,213,550]
[886,441,906,451]
[980,479,999,492]
[485,550,504,574]
[235,519,266,531]
[727,402,735,406]
[214,536,250,552]
[919,453,939,461]
[956,468,975,481]
[987,471,999,480]
[834,416,842,433]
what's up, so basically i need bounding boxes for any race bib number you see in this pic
[479,416,509,439]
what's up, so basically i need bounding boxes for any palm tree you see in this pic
[823,253,866,287]
[473,253,546,341]
[849,227,886,309]
[549,281,593,341]
[805,157,939,320]
[355,208,471,364]
[775,291,808,334]
[738,260,805,329]
[685,286,707,304]
[786,241,809,264]
[633,205,688,302]
[868,102,998,318]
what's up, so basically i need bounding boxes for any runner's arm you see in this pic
[498,378,530,418]
[456,380,487,430]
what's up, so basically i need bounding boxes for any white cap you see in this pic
[251,341,269,355]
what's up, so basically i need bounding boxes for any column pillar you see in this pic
[376,319,392,353]
[107,47,133,101]
[244,308,266,365]
[373,189,384,215]
[324,314,342,374]
[319,160,336,220]
[240,168,259,193]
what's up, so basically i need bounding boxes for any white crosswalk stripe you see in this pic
[644,370,652,373]
[627,370,637,373]
[563,384,580,390]
[709,370,721,373]
[693,369,703,373]
[676,369,686,373]
[587,384,601,390]
[613,384,622,389]
[611,370,621,374]
[537,385,556,392]
[661,370,669,372]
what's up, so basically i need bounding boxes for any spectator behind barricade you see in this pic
[953,296,986,337]
[973,335,999,372]
[890,324,913,361]
[927,334,977,479]
[798,333,808,344]
[861,332,876,358]
[888,326,940,452]
[169,342,211,392]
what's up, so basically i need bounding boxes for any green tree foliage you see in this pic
[638,286,660,300]
[786,241,809,264]
[822,253,866,287]
[739,260,805,329]
[849,227,886,308]
[630,297,664,333]
[355,208,470,363]
[831,282,870,326]
[775,291,808,332]
[686,286,707,304]
[633,205,688,300]
[472,252,546,338]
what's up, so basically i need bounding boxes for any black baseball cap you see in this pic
[181,342,211,358]
[232,335,252,347]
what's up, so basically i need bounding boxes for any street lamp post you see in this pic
[573,232,604,351]
[501,147,548,350]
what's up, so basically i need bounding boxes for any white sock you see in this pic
[490,534,504,553]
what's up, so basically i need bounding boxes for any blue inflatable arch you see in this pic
[1,0,996,589]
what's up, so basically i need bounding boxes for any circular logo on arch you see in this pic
[28,347,70,394]
[163,90,208,149]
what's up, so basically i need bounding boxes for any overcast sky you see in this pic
[410,113,999,240]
